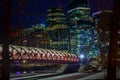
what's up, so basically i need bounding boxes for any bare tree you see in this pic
[1,0,11,80]
[107,0,120,79]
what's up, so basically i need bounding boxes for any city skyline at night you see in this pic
[0,0,114,56]
[0,0,113,29]
[0,0,120,80]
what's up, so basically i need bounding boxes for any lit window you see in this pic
[37,34,42,37]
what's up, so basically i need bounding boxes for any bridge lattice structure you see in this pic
[0,44,80,64]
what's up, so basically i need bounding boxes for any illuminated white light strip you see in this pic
[92,10,112,17]
[92,11,102,17]
[67,7,90,13]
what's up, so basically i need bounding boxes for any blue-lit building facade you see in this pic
[67,0,100,59]
[92,11,111,59]
[93,10,120,61]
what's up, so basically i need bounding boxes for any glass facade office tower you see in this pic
[93,10,120,61]
[46,6,68,51]
[93,11,112,55]
[11,25,50,48]
[67,0,99,59]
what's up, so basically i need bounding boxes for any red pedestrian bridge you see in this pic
[0,44,80,64]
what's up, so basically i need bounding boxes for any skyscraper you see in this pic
[93,10,120,62]
[67,0,99,59]
[46,6,68,51]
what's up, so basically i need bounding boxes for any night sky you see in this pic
[10,0,71,28]
[0,0,113,29]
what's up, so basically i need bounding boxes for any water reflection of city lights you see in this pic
[23,71,27,74]
[16,71,22,75]
[31,71,34,73]
[15,60,19,63]
[23,60,26,63]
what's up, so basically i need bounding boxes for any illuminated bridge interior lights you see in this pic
[0,45,80,64]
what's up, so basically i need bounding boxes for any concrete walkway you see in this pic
[10,73,60,80]
[77,72,105,80]
[10,69,120,80]
[38,73,83,80]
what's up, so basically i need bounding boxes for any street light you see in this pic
[80,54,85,59]
[79,54,85,65]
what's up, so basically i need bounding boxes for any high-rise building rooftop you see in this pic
[68,0,88,10]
